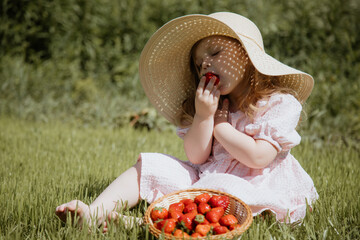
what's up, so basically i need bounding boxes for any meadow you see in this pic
[1,0,359,239]
[0,117,359,239]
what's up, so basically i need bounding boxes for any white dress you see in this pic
[137,94,318,223]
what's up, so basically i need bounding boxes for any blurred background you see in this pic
[0,0,359,148]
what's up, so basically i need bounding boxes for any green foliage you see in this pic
[72,78,98,105]
[0,118,359,239]
[0,0,359,144]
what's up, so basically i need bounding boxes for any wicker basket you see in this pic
[144,188,253,239]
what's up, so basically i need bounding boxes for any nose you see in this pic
[202,56,212,68]
[200,57,212,74]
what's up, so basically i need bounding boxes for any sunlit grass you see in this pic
[0,117,359,239]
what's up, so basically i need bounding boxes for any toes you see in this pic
[67,200,79,212]
[102,221,108,233]
[56,204,65,213]
[64,200,84,216]
[107,211,119,224]
[55,200,86,224]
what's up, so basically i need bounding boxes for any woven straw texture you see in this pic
[144,188,253,239]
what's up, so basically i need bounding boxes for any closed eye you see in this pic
[212,51,220,56]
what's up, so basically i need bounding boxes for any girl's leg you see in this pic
[55,161,141,227]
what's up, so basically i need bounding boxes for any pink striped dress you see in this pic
[138,94,318,223]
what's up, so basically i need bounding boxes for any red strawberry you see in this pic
[208,195,230,210]
[205,72,220,87]
[229,223,242,230]
[199,218,210,225]
[184,202,198,214]
[169,210,183,222]
[209,222,221,228]
[219,214,238,226]
[197,202,211,215]
[205,207,225,223]
[213,225,229,235]
[195,224,212,236]
[211,206,225,214]
[173,229,190,238]
[168,202,185,213]
[180,199,194,206]
[194,193,211,204]
[155,218,177,234]
[178,212,196,231]
[150,207,169,221]
[191,232,202,238]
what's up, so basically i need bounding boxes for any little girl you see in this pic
[56,12,318,230]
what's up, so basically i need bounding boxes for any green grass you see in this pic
[0,117,359,239]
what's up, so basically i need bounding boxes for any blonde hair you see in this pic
[177,45,299,127]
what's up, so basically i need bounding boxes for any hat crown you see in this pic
[209,12,264,51]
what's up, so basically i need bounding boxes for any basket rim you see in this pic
[144,188,253,240]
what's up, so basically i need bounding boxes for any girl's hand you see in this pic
[214,98,230,126]
[195,75,221,120]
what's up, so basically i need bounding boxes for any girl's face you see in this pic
[192,35,249,95]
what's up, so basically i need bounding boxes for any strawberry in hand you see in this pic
[205,72,220,87]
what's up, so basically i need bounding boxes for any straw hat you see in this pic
[139,12,314,126]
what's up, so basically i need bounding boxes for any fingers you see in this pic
[197,76,220,107]
[55,203,71,222]
[102,221,108,233]
[198,75,218,94]
[195,76,220,119]
[198,76,206,90]
[55,200,86,224]
[212,89,221,103]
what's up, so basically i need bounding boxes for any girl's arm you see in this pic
[184,114,214,164]
[184,77,220,165]
[213,99,277,169]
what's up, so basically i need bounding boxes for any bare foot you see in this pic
[55,200,90,227]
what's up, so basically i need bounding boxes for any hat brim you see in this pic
[139,14,313,126]
[239,37,314,103]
